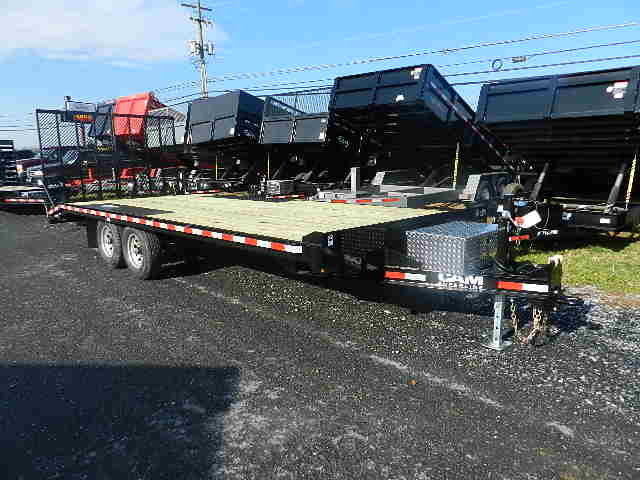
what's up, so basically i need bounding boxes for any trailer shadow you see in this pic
[162,246,600,338]
[0,363,239,480]
[0,205,47,216]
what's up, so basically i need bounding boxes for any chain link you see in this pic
[523,305,549,345]
[510,301,550,346]
[509,300,523,342]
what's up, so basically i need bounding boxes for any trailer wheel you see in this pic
[123,227,163,280]
[503,183,525,195]
[97,221,125,268]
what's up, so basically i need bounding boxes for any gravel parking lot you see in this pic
[1,209,639,479]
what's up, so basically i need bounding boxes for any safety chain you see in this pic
[524,305,550,346]
[509,300,550,346]
[510,300,523,342]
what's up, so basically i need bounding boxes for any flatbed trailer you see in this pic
[45,193,564,350]
[0,185,48,207]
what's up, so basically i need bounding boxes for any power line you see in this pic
[437,38,640,69]
[160,77,335,103]
[8,47,640,133]
[444,52,640,78]
[153,21,640,93]
[159,41,640,104]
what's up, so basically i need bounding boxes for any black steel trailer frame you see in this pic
[45,191,564,351]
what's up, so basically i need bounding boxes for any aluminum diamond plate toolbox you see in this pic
[405,221,498,275]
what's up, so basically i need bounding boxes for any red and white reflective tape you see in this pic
[185,189,223,194]
[267,194,306,200]
[384,271,427,281]
[330,197,401,204]
[2,198,46,204]
[48,204,303,254]
[385,271,550,293]
[508,235,530,242]
[496,281,549,293]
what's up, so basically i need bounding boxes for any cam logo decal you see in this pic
[437,273,484,289]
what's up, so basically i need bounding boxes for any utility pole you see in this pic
[181,1,215,98]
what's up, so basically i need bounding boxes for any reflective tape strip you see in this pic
[384,271,427,282]
[509,235,530,242]
[54,204,303,254]
[497,281,549,293]
[330,197,402,205]
[2,198,46,204]
[267,194,306,200]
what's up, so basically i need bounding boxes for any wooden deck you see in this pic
[72,194,447,241]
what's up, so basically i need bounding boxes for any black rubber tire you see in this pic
[503,183,525,195]
[97,221,125,268]
[122,227,163,280]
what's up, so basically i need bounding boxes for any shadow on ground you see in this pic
[0,205,47,216]
[0,364,239,480]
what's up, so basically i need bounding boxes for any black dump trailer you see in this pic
[329,64,486,188]
[258,88,359,197]
[476,65,640,232]
[184,91,265,191]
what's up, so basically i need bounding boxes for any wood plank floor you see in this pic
[72,195,446,241]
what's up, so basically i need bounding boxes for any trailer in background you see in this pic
[258,88,358,197]
[183,91,265,190]
[315,64,503,207]
[0,140,51,208]
[32,107,181,203]
[0,140,18,186]
[474,65,640,233]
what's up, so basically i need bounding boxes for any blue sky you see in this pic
[1,0,638,148]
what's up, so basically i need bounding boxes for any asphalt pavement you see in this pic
[0,208,638,479]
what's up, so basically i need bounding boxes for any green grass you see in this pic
[516,231,640,295]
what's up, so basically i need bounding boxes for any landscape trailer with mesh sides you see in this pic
[34,108,179,205]
[476,65,640,232]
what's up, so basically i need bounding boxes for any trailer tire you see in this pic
[97,221,125,268]
[503,183,525,195]
[123,227,163,280]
